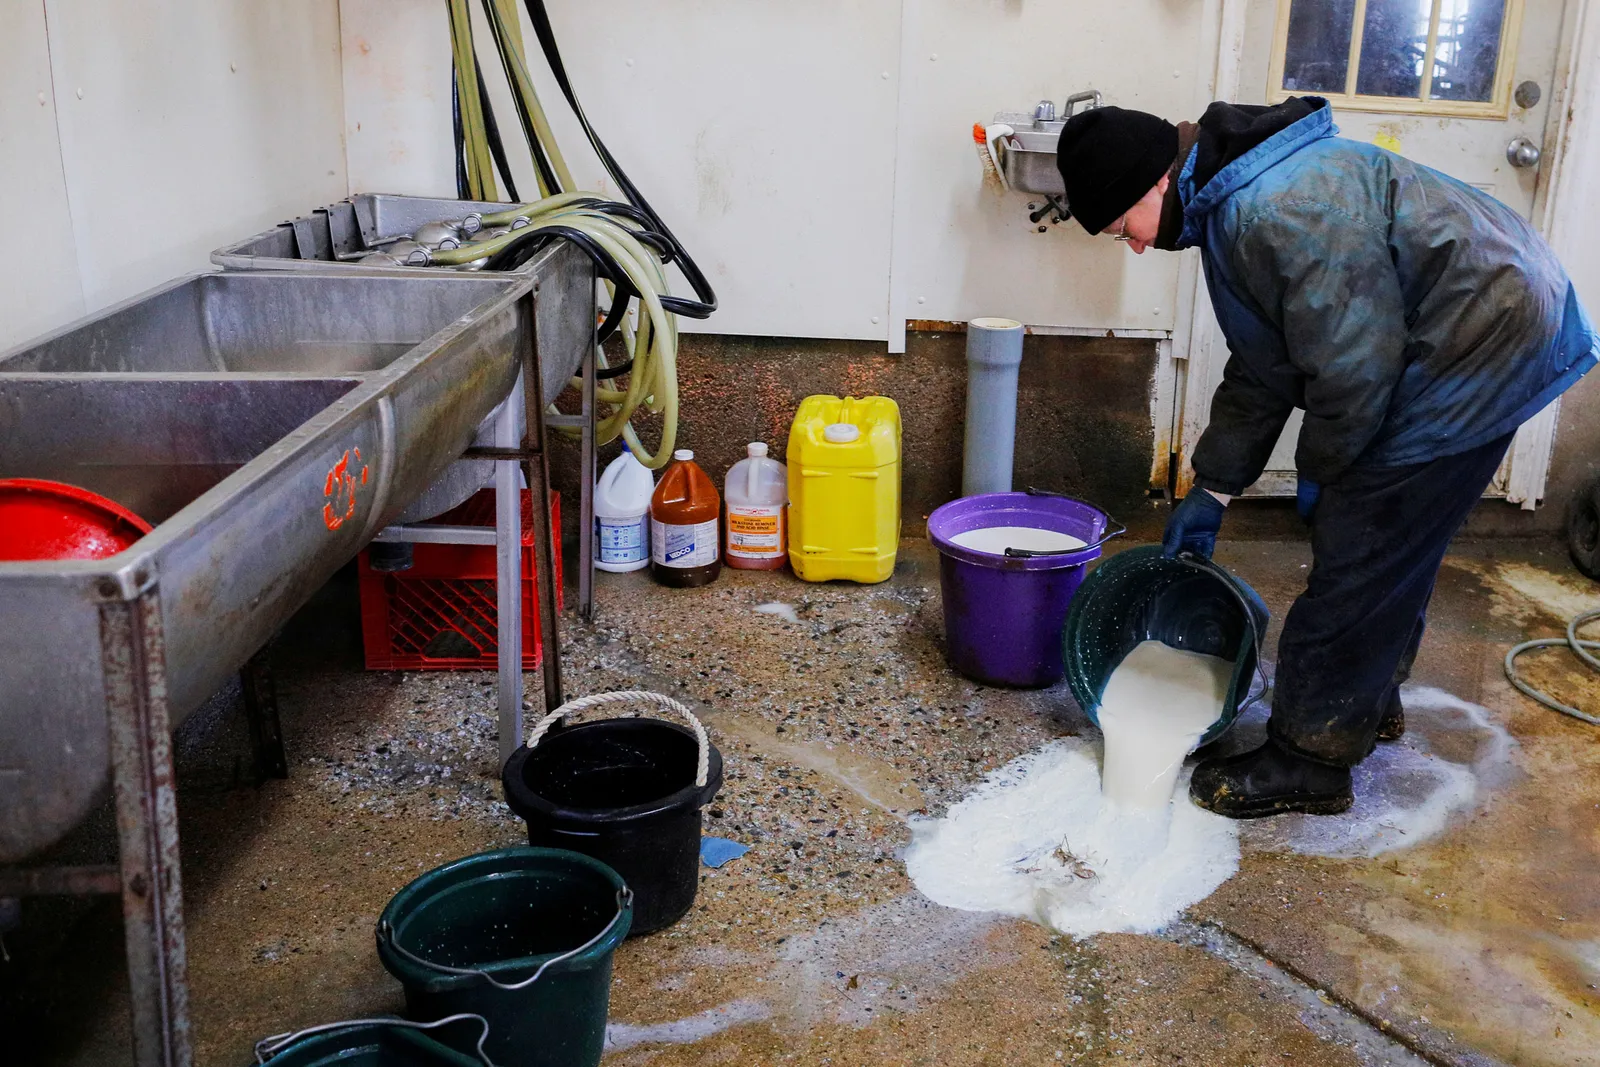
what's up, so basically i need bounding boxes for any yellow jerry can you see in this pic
[785,395,901,584]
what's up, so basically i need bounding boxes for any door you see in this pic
[1176,0,1576,499]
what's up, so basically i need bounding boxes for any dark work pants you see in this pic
[1269,433,1515,766]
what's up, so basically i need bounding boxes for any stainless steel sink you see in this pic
[992,90,1101,197]
[0,245,593,864]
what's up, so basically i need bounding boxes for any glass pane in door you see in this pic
[1356,0,1432,97]
[1282,0,1359,92]
[1430,0,1507,100]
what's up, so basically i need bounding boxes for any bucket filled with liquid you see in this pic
[502,691,723,936]
[927,491,1123,687]
[376,847,631,1067]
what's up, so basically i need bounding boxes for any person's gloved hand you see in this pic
[1296,477,1321,522]
[1162,488,1227,558]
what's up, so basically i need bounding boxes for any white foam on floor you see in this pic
[753,601,801,624]
[605,999,772,1051]
[904,741,1239,937]
[1242,686,1518,858]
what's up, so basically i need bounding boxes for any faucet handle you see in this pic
[1062,90,1103,117]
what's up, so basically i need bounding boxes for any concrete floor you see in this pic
[5,536,1600,1066]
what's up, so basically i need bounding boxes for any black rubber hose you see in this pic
[480,227,643,380]
[474,59,520,203]
[452,64,470,200]
[475,0,560,197]
[483,224,622,277]
[521,0,718,317]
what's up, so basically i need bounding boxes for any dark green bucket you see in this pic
[1062,547,1269,746]
[376,848,632,1067]
[253,1017,489,1066]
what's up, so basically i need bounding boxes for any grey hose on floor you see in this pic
[1504,605,1600,725]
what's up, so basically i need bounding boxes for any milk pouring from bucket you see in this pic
[1063,547,1271,750]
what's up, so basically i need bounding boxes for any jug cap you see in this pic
[823,423,860,444]
[747,442,769,457]
[673,449,694,461]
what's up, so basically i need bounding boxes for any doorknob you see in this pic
[1507,137,1542,168]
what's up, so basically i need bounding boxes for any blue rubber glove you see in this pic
[1296,476,1321,522]
[1162,488,1226,558]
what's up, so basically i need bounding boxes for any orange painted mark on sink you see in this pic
[323,447,371,531]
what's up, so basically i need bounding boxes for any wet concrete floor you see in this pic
[5,537,1599,1066]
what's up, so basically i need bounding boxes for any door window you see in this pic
[1270,0,1522,116]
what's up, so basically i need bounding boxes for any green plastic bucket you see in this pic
[1062,547,1269,746]
[376,848,632,1067]
[253,1017,490,1066]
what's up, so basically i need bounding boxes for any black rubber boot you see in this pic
[1374,690,1405,742]
[1189,738,1354,819]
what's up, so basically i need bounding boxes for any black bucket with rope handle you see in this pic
[502,691,724,936]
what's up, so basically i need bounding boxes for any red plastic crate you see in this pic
[358,490,563,670]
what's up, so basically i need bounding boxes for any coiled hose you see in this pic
[1504,606,1600,725]
[442,0,716,469]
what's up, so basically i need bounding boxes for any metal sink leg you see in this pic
[578,337,596,621]
[101,582,192,1067]
[520,290,565,725]
[476,287,569,767]
[240,643,287,783]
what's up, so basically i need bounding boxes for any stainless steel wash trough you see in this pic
[212,192,537,274]
[0,245,594,1065]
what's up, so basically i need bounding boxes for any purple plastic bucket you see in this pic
[927,492,1121,687]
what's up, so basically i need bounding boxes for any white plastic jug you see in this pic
[594,446,655,573]
[725,442,788,570]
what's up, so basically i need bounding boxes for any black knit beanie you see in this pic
[1056,107,1179,236]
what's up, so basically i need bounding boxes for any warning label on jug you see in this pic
[728,506,784,558]
[652,518,719,568]
[597,515,648,564]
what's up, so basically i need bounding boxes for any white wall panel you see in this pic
[339,2,1226,341]
[339,1,906,341]
[0,3,85,347]
[889,1,1206,337]
[42,0,347,310]
[342,0,456,199]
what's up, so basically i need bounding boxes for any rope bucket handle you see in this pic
[376,886,634,993]
[527,690,712,788]
[255,1013,497,1066]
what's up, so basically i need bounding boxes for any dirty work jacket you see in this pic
[1176,98,1597,495]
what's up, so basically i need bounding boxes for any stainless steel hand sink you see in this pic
[991,90,1102,198]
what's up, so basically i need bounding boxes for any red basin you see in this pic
[0,479,153,561]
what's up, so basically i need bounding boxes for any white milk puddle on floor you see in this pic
[1242,686,1517,858]
[904,743,1238,936]
[906,640,1239,937]
[948,526,1087,555]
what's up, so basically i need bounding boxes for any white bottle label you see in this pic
[727,505,785,558]
[596,515,648,564]
[652,518,719,568]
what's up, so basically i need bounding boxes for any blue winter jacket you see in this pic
[1178,98,1596,494]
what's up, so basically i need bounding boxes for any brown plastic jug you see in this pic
[650,449,722,588]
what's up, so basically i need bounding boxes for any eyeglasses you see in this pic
[1111,216,1132,242]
